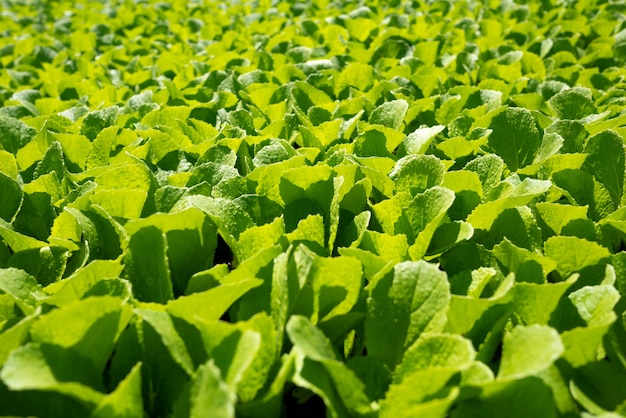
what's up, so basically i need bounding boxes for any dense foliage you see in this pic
[1,0,626,416]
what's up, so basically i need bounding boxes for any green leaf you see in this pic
[484,206,542,250]
[427,221,474,256]
[552,169,615,221]
[513,279,575,325]
[125,208,218,295]
[545,120,587,153]
[189,361,236,418]
[467,178,551,231]
[336,62,375,95]
[134,308,194,376]
[34,141,65,181]
[390,154,445,196]
[189,195,255,250]
[446,287,514,364]
[380,372,459,418]
[358,230,409,263]
[287,316,373,418]
[90,363,143,418]
[393,333,475,383]
[7,246,70,287]
[451,377,559,418]
[0,268,43,315]
[0,115,36,154]
[548,88,597,120]
[561,324,613,368]
[166,278,262,322]
[498,325,564,379]
[366,261,450,368]
[583,130,625,207]
[234,313,277,402]
[568,285,620,326]
[570,361,626,414]
[81,107,120,141]
[401,125,445,156]
[534,202,589,235]
[237,217,285,261]
[492,238,557,281]
[544,236,610,279]
[0,315,35,367]
[407,186,456,260]
[44,260,130,306]
[1,343,105,405]
[123,226,173,304]
[487,107,541,171]
[369,99,408,129]
[291,250,363,324]
[464,154,504,198]
[0,150,18,179]
[286,315,336,362]
[30,296,132,371]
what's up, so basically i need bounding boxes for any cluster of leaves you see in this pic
[1,0,626,416]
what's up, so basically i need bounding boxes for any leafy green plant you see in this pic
[1,0,626,416]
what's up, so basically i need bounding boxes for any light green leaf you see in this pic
[534,202,588,235]
[583,130,625,207]
[401,125,445,156]
[81,106,120,141]
[498,325,564,379]
[451,377,559,418]
[0,150,18,180]
[467,179,551,231]
[287,316,373,418]
[30,296,132,371]
[91,363,143,418]
[293,252,363,323]
[0,218,48,253]
[487,107,541,171]
[0,115,36,153]
[513,279,575,325]
[381,368,459,418]
[189,195,254,250]
[561,324,613,367]
[0,268,43,315]
[0,315,35,366]
[464,154,504,198]
[33,141,65,181]
[366,261,450,368]
[390,154,445,196]
[444,273,514,342]
[134,308,194,376]
[1,343,105,406]
[544,236,610,279]
[393,333,475,383]
[237,217,285,261]
[234,313,277,402]
[369,99,408,129]
[548,89,597,120]
[406,187,456,259]
[336,62,375,95]
[123,226,173,304]
[125,208,218,295]
[569,285,620,326]
[190,361,236,418]
[287,315,337,362]
[89,189,147,220]
[492,238,557,281]
[166,278,262,322]
[484,206,543,251]
[358,230,409,263]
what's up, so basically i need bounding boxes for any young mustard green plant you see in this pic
[0,0,626,416]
